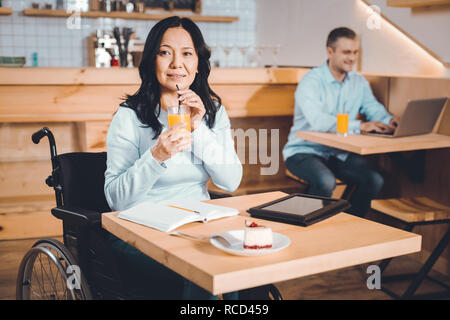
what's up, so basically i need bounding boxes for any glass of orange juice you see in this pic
[167,105,191,132]
[337,113,349,136]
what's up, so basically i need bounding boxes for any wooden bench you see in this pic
[207,177,306,198]
[207,169,357,200]
[371,197,450,299]
[284,169,355,200]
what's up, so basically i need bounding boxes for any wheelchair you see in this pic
[16,127,283,300]
[15,127,147,300]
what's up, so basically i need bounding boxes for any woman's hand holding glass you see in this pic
[177,89,205,131]
[151,122,192,163]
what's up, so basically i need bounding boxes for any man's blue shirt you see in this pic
[283,61,392,162]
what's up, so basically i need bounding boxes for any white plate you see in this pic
[210,230,290,256]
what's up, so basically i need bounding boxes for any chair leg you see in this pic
[341,184,356,201]
[379,258,392,274]
[401,227,450,299]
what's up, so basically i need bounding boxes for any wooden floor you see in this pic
[1,237,449,300]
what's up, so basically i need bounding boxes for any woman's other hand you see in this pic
[177,89,205,131]
[151,122,192,163]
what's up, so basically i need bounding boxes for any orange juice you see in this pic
[337,113,349,136]
[168,113,191,132]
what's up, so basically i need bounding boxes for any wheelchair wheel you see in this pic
[16,238,92,300]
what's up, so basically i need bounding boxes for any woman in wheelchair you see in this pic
[103,16,242,299]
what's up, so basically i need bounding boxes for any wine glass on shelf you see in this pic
[255,46,266,68]
[271,44,281,68]
[222,43,234,68]
[246,46,258,68]
[238,44,249,68]
[209,43,222,68]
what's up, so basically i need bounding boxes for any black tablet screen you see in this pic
[260,196,334,216]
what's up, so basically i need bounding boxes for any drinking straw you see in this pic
[176,84,180,113]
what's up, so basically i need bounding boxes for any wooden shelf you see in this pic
[23,8,238,23]
[0,7,12,15]
[387,0,450,7]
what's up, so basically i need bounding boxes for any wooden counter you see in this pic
[0,67,307,122]
[3,67,448,122]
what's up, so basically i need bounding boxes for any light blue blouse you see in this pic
[104,104,243,211]
[283,61,393,162]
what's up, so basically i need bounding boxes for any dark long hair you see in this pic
[122,16,221,139]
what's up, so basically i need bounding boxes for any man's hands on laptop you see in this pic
[360,120,396,133]
[389,116,400,128]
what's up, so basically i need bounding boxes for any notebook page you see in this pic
[117,201,199,232]
[164,199,239,222]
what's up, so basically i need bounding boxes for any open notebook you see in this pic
[117,199,239,232]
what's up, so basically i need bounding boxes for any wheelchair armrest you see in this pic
[208,190,232,199]
[51,206,103,227]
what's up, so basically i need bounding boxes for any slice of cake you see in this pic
[243,221,273,249]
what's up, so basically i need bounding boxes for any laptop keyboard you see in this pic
[368,130,394,136]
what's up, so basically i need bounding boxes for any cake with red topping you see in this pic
[243,221,273,249]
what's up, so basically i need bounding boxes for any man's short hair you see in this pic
[326,27,357,49]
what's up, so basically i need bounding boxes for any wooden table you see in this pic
[102,192,421,295]
[296,132,450,155]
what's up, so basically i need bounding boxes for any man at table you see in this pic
[283,27,399,217]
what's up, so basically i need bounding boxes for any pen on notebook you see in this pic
[168,205,200,214]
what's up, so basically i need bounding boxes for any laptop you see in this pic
[362,97,448,138]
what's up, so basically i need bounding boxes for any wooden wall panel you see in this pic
[0,122,83,202]
[77,121,111,152]
[0,85,136,117]
[209,68,309,85]
[212,84,296,117]
[0,122,80,162]
[230,116,292,184]
[387,77,450,117]
[0,161,53,199]
[0,67,141,85]
[0,203,62,240]
[365,76,390,108]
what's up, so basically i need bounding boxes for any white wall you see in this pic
[255,0,355,68]
[255,0,450,77]
[370,0,450,63]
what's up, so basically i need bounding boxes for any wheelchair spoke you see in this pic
[31,263,45,300]
[38,253,57,299]
[46,248,64,298]
[46,255,60,299]
[35,251,65,300]
[48,252,69,300]
[37,254,49,299]
[38,253,53,299]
